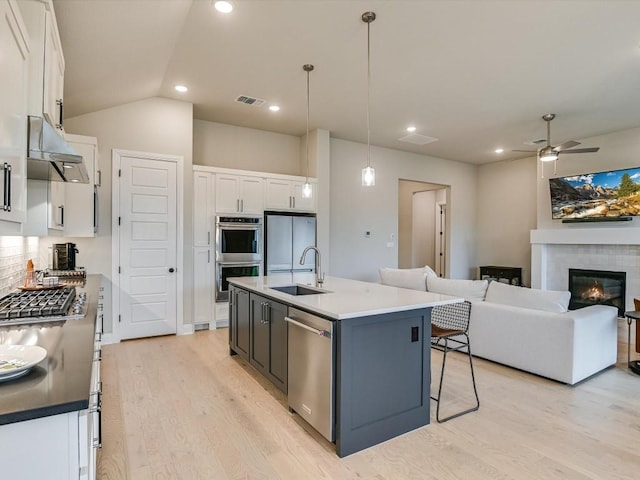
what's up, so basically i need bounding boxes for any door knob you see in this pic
[169,268,175,273]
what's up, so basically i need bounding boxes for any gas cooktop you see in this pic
[0,287,88,326]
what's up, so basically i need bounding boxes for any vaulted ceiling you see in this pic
[53,0,640,164]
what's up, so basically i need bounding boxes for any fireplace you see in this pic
[568,269,626,317]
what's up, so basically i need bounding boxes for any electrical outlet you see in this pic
[365,231,371,238]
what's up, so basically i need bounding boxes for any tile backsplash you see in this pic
[0,236,40,297]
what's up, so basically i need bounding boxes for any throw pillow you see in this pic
[424,265,438,279]
[379,267,427,291]
[426,276,489,302]
[484,281,570,313]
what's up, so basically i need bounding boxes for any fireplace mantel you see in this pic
[531,227,640,246]
[530,227,640,292]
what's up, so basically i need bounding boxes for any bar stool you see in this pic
[430,300,480,422]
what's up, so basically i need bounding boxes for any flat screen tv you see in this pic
[549,167,640,220]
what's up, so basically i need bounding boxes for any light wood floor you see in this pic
[97,324,640,480]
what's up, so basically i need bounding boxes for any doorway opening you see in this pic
[398,180,449,277]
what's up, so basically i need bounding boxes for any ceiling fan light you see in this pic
[539,146,558,162]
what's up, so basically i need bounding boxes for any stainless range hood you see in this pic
[27,116,89,183]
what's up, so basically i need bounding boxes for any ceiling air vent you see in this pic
[235,95,266,107]
[398,133,439,145]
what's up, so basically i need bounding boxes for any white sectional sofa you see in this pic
[379,267,619,385]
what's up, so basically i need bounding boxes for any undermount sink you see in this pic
[270,284,328,296]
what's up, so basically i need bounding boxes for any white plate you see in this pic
[0,345,47,381]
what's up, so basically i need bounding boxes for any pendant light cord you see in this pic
[306,67,310,182]
[366,17,371,168]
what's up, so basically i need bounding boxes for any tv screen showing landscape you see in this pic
[549,167,640,219]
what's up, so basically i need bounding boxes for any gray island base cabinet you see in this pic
[336,308,431,457]
[227,275,458,457]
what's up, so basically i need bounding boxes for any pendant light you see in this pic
[361,11,376,187]
[302,64,314,199]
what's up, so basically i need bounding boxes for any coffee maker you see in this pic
[52,243,78,270]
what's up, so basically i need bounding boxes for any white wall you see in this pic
[52,97,194,334]
[193,120,303,175]
[329,138,478,282]
[476,156,537,285]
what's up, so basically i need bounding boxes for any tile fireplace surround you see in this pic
[531,227,640,315]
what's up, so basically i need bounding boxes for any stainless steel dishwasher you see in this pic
[285,307,335,442]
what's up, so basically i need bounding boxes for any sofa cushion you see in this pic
[484,281,570,313]
[426,276,489,302]
[379,267,432,291]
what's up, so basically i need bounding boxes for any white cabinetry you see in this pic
[20,0,65,133]
[192,169,215,327]
[193,247,213,325]
[65,134,100,237]
[0,315,102,480]
[47,180,65,230]
[265,178,316,212]
[0,0,29,234]
[215,174,264,215]
[193,171,214,246]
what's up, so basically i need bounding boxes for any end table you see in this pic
[622,311,640,375]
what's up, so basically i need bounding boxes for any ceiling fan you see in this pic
[514,114,600,161]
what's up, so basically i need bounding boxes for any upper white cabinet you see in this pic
[193,171,214,246]
[265,178,316,212]
[20,0,65,133]
[64,134,99,237]
[47,180,65,230]
[0,0,29,234]
[215,174,264,215]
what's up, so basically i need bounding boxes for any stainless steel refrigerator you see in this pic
[264,212,316,274]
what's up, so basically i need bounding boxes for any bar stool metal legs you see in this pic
[430,301,480,423]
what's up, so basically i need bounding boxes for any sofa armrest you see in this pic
[470,302,618,384]
[565,305,618,383]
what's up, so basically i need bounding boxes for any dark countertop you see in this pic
[0,275,100,425]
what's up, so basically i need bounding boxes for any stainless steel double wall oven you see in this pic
[215,215,262,301]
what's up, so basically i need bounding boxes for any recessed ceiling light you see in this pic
[269,105,280,112]
[406,126,417,133]
[174,85,188,93]
[495,148,504,154]
[214,1,233,13]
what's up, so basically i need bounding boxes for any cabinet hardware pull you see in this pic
[241,199,244,212]
[96,170,102,187]
[292,196,295,209]
[207,231,210,245]
[57,205,64,226]
[93,185,98,233]
[1,163,11,211]
[93,349,102,362]
[207,250,210,263]
[237,199,240,212]
[56,99,64,129]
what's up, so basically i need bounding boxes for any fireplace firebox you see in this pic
[568,269,626,317]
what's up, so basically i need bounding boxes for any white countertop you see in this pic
[229,273,462,320]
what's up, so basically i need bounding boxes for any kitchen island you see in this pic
[228,273,461,457]
[0,275,102,480]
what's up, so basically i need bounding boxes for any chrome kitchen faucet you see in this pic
[299,246,325,287]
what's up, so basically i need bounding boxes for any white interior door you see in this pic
[435,202,447,277]
[117,153,178,339]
